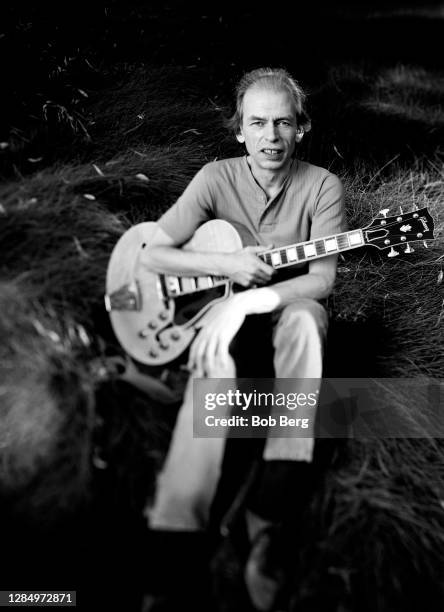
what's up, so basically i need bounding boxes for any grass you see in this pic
[0,22,444,611]
[0,280,94,523]
[288,438,444,612]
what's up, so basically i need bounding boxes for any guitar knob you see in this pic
[149,349,158,358]
[387,247,399,258]
[159,341,170,350]
[148,321,157,329]
[404,244,414,253]
[158,311,169,321]
[139,329,149,338]
[171,331,180,341]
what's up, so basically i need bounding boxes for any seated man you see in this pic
[141,67,346,611]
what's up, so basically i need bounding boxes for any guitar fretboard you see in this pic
[259,229,365,269]
[163,229,365,297]
[163,274,228,297]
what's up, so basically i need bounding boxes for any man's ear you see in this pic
[295,129,304,143]
[236,130,245,144]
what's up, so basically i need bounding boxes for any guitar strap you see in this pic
[94,355,186,405]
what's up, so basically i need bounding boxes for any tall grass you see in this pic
[0,281,94,523]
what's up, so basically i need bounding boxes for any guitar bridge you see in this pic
[104,281,141,312]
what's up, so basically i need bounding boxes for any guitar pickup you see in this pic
[104,281,141,312]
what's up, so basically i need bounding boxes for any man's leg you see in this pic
[264,297,328,462]
[145,358,236,532]
[141,359,236,611]
[245,299,329,611]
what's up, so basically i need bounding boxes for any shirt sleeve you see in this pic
[157,164,214,245]
[310,172,347,240]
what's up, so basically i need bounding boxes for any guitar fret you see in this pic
[337,234,349,250]
[263,253,272,266]
[197,276,212,289]
[304,243,316,257]
[325,237,338,252]
[180,277,197,293]
[271,251,282,266]
[280,249,288,264]
[296,245,305,260]
[287,246,297,262]
[348,230,364,246]
[315,240,326,256]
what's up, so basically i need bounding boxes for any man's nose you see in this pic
[264,122,278,141]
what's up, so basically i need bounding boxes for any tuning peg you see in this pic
[379,208,390,218]
[404,244,414,254]
[387,247,400,257]
[413,203,419,211]
[423,240,429,249]
[399,206,404,214]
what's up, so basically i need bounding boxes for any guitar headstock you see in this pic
[363,206,436,256]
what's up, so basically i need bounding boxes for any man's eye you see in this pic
[251,121,264,126]
[278,121,291,126]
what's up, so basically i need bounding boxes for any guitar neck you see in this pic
[163,228,366,297]
[258,229,365,269]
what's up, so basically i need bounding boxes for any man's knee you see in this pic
[274,299,328,343]
[149,473,211,530]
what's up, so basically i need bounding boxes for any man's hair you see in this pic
[226,67,311,135]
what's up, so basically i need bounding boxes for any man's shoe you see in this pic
[244,525,286,612]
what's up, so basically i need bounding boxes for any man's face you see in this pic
[237,86,303,174]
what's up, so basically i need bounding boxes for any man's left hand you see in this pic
[187,295,247,377]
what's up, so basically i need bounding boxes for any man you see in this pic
[142,67,345,611]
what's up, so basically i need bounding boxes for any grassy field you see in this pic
[0,4,443,611]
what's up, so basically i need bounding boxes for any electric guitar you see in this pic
[105,207,435,366]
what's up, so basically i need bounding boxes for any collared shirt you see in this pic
[157,156,346,279]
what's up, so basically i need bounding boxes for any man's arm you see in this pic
[230,255,338,315]
[187,256,337,375]
[142,225,276,287]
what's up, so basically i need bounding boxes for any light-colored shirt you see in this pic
[158,156,346,279]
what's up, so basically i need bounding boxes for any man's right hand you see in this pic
[225,246,276,287]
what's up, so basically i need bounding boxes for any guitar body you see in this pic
[106,220,242,366]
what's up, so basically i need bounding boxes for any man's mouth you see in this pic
[261,149,283,156]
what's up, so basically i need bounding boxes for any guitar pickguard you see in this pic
[173,285,229,326]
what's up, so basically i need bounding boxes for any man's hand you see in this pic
[188,295,248,377]
[226,246,275,287]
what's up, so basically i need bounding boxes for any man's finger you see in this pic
[188,331,206,372]
[216,339,231,373]
[204,333,219,376]
[254,267,274,282]
[259,260,276,275]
